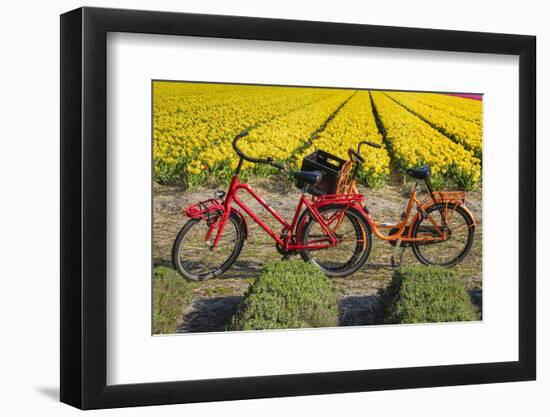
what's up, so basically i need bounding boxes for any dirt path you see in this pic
[154,175,483,332]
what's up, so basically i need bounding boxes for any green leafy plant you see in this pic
[428,174,447,191]
[452,168,479,191]
[383,265,478,324]
[359,170,387,189]
[229,260,338,331]
[153,266,196,334]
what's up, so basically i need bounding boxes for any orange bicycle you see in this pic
[327,141,476,267]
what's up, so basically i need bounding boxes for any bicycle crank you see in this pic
[275,241,298,259]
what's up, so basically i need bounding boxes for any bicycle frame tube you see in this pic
[211,176,338,250]
[349,181,446,243]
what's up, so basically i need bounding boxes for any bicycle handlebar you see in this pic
[232,131,285,170]
[348,148,365,164]
[357,141,382,154]
[356,141,382,163]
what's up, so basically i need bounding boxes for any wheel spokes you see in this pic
[414,206,472,265]
[305,208,366,272]
[177,218,240,278]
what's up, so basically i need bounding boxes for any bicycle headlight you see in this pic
[214,190,226,200]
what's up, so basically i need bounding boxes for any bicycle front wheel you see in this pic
[171,211,245,281]
[299,204,372,277]
[411,203,475,267]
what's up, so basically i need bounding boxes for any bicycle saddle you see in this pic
[406,165,431,180]
[293,170,322,184]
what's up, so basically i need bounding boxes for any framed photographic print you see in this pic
[60,6,536,409]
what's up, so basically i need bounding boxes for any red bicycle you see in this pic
[172,131,372,281]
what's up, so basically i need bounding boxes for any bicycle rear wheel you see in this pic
[411,203,475,267]
[299,204,372,277]
[171,211,245,281]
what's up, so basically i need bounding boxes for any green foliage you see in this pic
[153,266,195,334]
[452,168,479,191]
[384,265,478,324]
[360,170,387,189]
[230,261,338,331]
[428,174,446,191]
[154,158,187,185]
[185,159,282,188]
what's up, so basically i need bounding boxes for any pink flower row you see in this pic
[444,93,483,101]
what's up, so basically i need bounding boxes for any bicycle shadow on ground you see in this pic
[365,262,395,271]
[339,295,385,326]
[179,296,242,333]
[152,258,266,280]
[470,288,483,319]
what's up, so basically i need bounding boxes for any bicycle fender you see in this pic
[231,208,249,239]
[296,213,310,242]
[458,204,476,230]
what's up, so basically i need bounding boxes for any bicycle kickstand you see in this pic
[391,239,405,268]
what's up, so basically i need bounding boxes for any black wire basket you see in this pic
[295,150,347,196]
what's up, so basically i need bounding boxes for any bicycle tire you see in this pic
[171,211,245,281]
[299,204,372,277]
[410,203,475,267]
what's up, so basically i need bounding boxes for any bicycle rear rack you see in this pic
[432,191,467,204]
[421,191,467,207]
[185,199,224,222]
[315,193,364,205]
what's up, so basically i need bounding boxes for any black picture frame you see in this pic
[60,6,536,410]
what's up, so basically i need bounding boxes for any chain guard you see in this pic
[412,225,451,246]
[389,226,410,247]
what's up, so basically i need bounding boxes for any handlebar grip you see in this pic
[235,131,249,139]
[361,141,381,149]
[348,148,365,163]
[232,133,285,170]
[267,157,285,171]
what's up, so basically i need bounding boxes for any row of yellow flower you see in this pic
[153,82,339,181]
[418,93,482,122]
[190,90,354,175]
[370,91,481,190]
[294,91,390,186]
[154,83,482,190]
[385,92,482,158]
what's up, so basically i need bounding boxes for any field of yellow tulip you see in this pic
[370,91,481,190]
[384,91,482,158]
[293,91,390,187]
[153,82,338,182]
[192,90,354,181]
[153,82,483,190]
